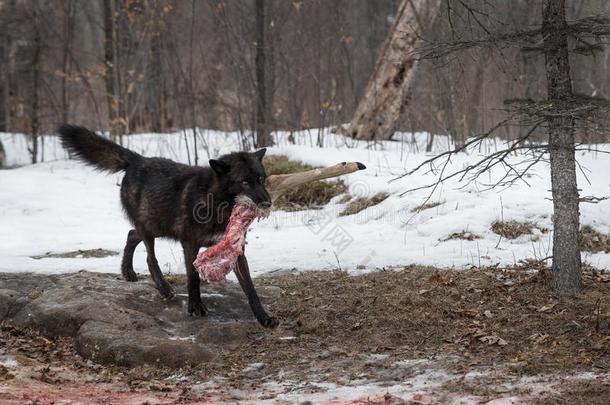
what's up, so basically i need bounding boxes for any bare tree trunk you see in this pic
[348,0,441,140]
[60,0,75,124]
[433,63,459,146]
[255,0,272,147]
[29,24,41,164]
[188,0,198,165]
[543,0,581,294]
[0,34,7,132]
[266,0,276,136]
[425,133,434,152]
[103,0,119,141]
[148,25,163,133]
[115,8,126,144]
[0,139,5,167]
[2,0,16,133]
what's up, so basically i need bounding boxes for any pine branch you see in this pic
[416,14,610,60]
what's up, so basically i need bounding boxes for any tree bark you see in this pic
[255,0,273,147]
[348,0,441,140]
[542,0,581,294]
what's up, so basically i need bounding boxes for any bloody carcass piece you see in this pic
[193,198,268,282]
[193,161,366,282]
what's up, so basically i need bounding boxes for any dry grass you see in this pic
[442,231,481,241]
[164,272,180,285]
[411,201,442,212]
[31,248,118,260]
[580,225,610,253]
[263,155,347,211]
[491,222,610,252]
[337,194,352,204]
[339,192,389,216]
[491,220,534,239]
[263,155,315,176]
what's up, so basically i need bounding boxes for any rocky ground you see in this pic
[1,264,609,403]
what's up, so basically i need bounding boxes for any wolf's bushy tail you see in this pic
[57,124,140,173]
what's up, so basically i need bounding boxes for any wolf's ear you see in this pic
[254,148,266,161]
[209,159,230,175]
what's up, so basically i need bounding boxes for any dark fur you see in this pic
[58,125,277,328]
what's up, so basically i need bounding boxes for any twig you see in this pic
[580,195,610,204]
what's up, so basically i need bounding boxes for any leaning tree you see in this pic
[347,0,441,141]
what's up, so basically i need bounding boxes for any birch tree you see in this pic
[348,0,441,141]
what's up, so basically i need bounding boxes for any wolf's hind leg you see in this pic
[182,242,207,316]
[142,235,175,299]
[121,229,141,281]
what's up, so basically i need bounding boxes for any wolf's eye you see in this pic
[241,180,249,186]
[259,176,264,183]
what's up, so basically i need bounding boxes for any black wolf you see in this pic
[57,125,277,328]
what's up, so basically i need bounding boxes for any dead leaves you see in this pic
[583,265,610,283]
[447,328,509,349]
[479,335,508,346]
[470,328,508,347]
[536,302,558,313]
[0,364,14,381]
[526,301,558,314]
[451,308,480,318]
[529,333,550,344]
[427,271,457,286]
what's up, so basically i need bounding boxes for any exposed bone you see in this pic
[265,161,366,202]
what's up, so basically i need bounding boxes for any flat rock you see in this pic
[0,271,268,368]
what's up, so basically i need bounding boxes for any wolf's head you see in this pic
[209,149,272,209]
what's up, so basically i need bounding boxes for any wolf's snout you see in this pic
[259,201,272,209]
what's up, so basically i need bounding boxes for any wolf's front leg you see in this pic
[235,254,278,328]
[182,242,208,316]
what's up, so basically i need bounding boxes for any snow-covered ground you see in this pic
[1,129,609,277]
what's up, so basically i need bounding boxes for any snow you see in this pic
[180,357,610,404]
[1,129,609,277]
[0,355,19,370]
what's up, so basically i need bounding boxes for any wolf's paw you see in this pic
[122,268,138,282]
[188,300,208,316]
[259,316,279,329]
[158,282,175,300]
